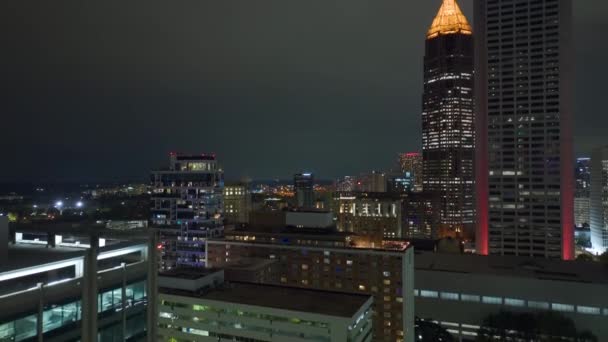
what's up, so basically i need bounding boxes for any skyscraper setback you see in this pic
[474,0,574,259]
[422,0,475,239]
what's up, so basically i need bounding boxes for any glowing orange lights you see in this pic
[426,0,472,39]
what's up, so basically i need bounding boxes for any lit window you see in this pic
[482,296,502,305]
[461,294,480,302]
[505,298,525,307]
[383,280,391,285]
[440,292,459,301]
[577,306,601,315]
[420,290,438,298]
[383,271,391,277]
[301,264,308,270]
[359,285,366,291]
[552,303,574,312]
[346,260,353,266]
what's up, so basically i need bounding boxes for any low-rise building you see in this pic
[0,221,158,342]
[414,252,608,340]
[157,268,373,342]
[206,229,415,342]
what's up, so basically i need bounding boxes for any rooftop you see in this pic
[162,282,372,318]
[415,252,608,284]
[427,0,472,39]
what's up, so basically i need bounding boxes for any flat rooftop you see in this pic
[162,282,371,318]
[415,252,608,284]
[159,267,222,280]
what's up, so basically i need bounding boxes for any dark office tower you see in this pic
[294,173,314,209]
[422,0,474,239]
[575,158,591,228]
[474,0,574,259]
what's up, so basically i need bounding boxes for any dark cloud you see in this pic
[0,0,606,182]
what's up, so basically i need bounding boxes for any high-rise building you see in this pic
[223,182,252,224]
[336,176,355,192]
[575,157,591,228]
[590,147,608,254]
[398,152,423,192]
[151,153,224,269]
[294,173,314,209]
[474,0,574,259]
[422,0,475,239]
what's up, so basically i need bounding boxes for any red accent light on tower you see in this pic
[156,243,163,250]
[405,152,420,157]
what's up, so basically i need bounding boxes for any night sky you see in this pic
[1,0,607,182]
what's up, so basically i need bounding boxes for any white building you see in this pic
[590,146,608,254]
[157,268,373,341]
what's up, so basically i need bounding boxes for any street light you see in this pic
[76,201,84,208]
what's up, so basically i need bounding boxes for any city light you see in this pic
[76,201,84,208]
[55,201,64,208]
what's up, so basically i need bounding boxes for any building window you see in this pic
[551,303,574,313]
[461,294,480,302]
[528,301,550,310]
[482,296,502,305]
[420,290,439,298]
[505,298,525,307]
[440,292,459,301]
[577,306,601,315]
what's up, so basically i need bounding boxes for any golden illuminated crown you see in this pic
[427,0,472,39]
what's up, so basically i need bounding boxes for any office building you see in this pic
[0,221,158,342]
[401,192,441,239]
[207,229,415,342]
[355,172,388,193]
[474,0,574,259]
[414,252,608,340]
[575,157,591,228]
[223,182,252,224]
[157,268,373,342]
[590,147,608,254]
[397,152,423,192]
[151,153,224,269]
[333,192,402,242]
[294,173,315,209]
[422,0,475,239]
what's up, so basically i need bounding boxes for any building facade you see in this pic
[158,269,373,342]
[0,222,158,342]
[474,0,574,259]
[575,157,591,228]
[223,182,251,225]
[422,0,475,239]
[206,233,415,342]
[151,153,224,269]
[333,192,403,242]
[397,153,423,192]
[294,173,315,209]
[414,252,608,341]
[590,147,608,254]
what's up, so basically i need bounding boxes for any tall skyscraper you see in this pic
[422,0,475,239]
[398,152,423,192]
[294,172,314,208]
[590,147,608,254]
[474,0,574,259]
[151,153,224,269]
[575,157,591,228]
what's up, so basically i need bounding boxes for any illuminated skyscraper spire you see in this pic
[427,0,472,39]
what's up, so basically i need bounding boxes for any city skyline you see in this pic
[1,0,607,182]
